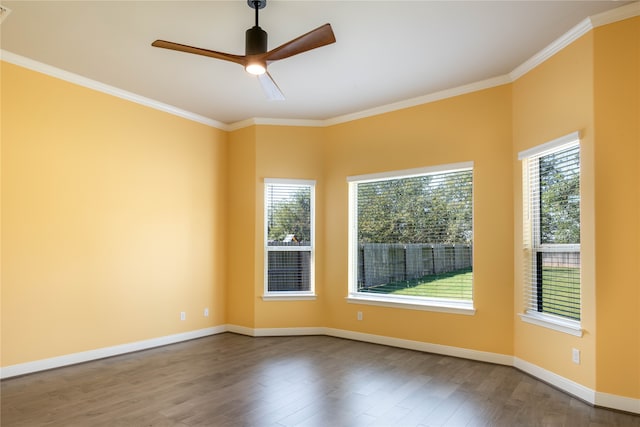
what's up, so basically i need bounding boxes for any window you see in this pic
[348,163,474,314]
[264,179,315,299]
[519,132,581,335]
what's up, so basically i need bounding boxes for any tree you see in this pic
[267,189,311,242]
[357,170,472,244]
[539,147,580,244]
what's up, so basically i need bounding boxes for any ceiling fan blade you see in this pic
[152,40,247,67]
[264,23,336,62]
[257,72,285,101]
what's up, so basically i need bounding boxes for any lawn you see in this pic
[359,266,579,320]
[540,266,580,320]
[360,268,473,300]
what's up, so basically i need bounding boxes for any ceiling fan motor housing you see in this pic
[246,26,268,55]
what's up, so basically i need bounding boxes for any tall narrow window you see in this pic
[348,163,473,313]
[264,179,315,297]
[520,132,581,333]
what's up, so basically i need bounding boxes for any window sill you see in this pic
[262,293,317,301]
[346,293,475,315]
[519,312,583,337]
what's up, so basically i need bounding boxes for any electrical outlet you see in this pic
[572,348,580,364]
[357,311,363,321]
[204,308,209,317]
[180,311,186,321]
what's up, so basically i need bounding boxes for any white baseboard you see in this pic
[0,326,225,379]
[595,391,640,414]
[513,357,596,403]
[254,327,326,337]
[2,324,638,415]
[514,357,640,414]
[324,328,514,366]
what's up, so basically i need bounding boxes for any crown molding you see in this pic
[509,1,639,81]
[3,2,638,132]
[227,117,325,131]
[325,75,511,127]
[590,1,640,28]
[509,17,593,81]
[0,50,229,131]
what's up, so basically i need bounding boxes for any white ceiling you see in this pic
[0,1,633,125]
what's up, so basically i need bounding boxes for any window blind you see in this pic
[523,141,581,321]
[352,167,473,302]
[265,180,314,293]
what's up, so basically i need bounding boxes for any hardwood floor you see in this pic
[1,333,639,426]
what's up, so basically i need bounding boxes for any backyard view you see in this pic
[353,168,474,302]
[360,268,473,300]
[540,265,581,320]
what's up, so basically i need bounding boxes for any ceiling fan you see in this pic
[152,0,336,100]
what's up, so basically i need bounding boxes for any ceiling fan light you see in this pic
[246,62,266,75]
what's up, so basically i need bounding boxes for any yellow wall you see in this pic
[322,86,514,355]
[593,17,640,398]
[226,126,257,328]
[1,62,228,365]
[512,33,597,388]
[253,125,326,328]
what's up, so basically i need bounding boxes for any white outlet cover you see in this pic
[180,312,186,321]
[572,348,580,364]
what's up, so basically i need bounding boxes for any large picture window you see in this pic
[264,179,315,298]
[519,132,581,334]
[348,163,473,313]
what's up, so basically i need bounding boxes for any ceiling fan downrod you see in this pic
[246,0,267,55]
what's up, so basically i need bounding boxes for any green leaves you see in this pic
[357,170,472,245]
[539,145,580,244]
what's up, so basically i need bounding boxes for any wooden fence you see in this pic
[358,243,472,288]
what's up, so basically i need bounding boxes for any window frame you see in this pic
[263,178,316,301]
[347,162,475,315]
[518,132,582,336]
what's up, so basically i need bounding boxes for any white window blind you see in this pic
[265,180,314,294]
[522,137,581,323]
[349,164,473,305]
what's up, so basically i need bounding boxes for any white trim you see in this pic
[589,1,640,28]
[519,312,583,337]
[518,131,581,160]
[264,179,316,296]
[253,327,326,337]
[324,75,511,127]
[262,293,317,301]
[509,18,593,81]
[347,161,474,183]
[0,50,228,131]
[513,357,596,404]
[325,328,512,366]
[226,324,256,337]
[0,326,225,379]
[264,178,316,186]
[227,117,325,131]
[595,391,640,414]
[346,295,475,316]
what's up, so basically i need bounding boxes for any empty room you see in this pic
[1,1,639,425]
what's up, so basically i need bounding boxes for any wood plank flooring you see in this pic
[2,333,639,426]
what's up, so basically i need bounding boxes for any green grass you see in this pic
[540,266,580,320]
[360,268,472,300]
[358,266,580,320]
